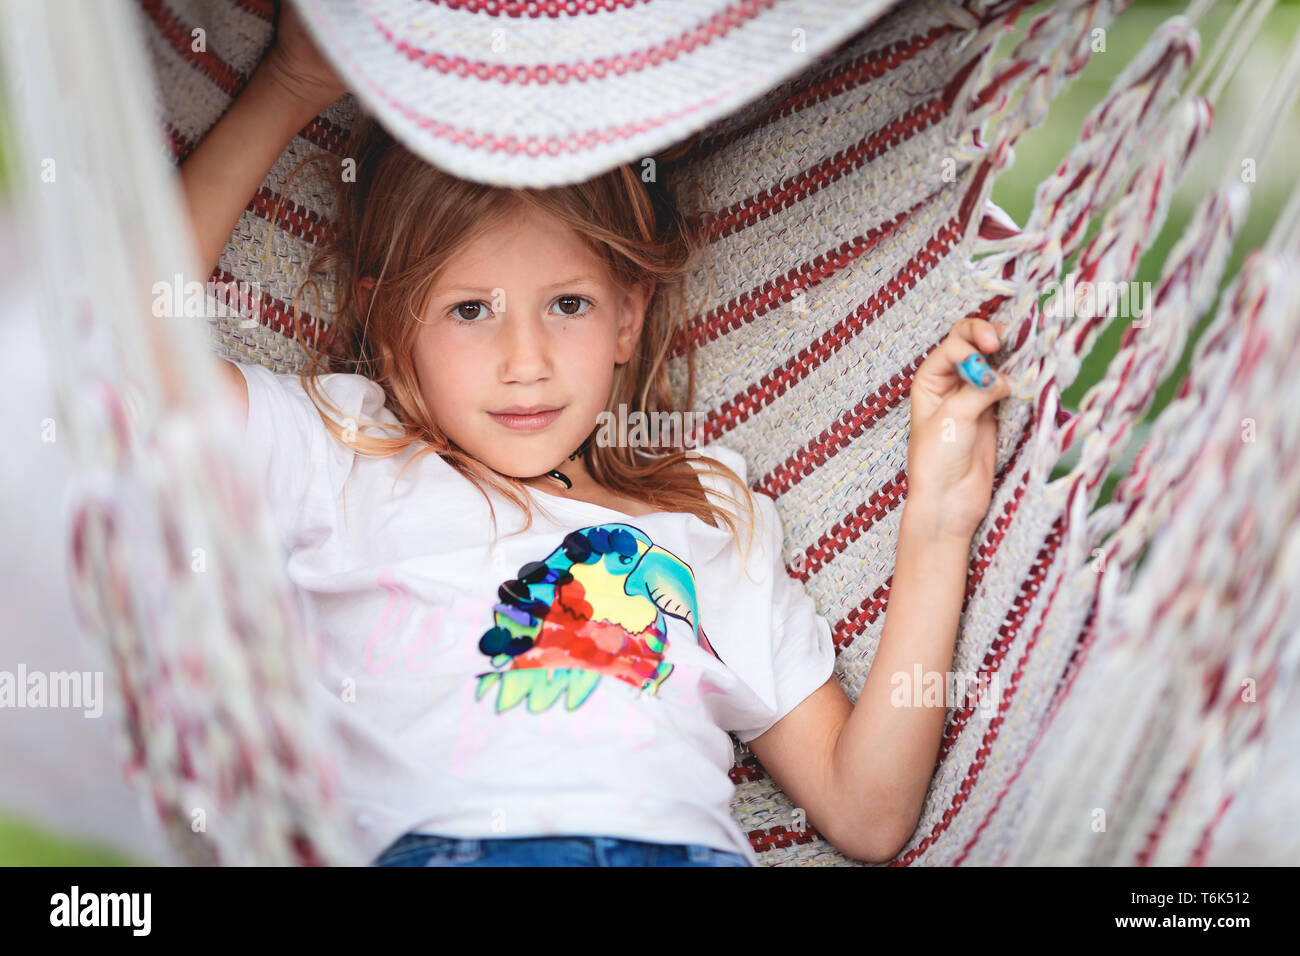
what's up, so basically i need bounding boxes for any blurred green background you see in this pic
[999,2,1300,500]
[0,815,142,867]
[1,0,1296,866]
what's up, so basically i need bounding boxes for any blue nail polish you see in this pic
[958,352,996,389]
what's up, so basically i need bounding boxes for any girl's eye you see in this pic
[448,295,592,323]
[450,301,491,323]
[550,295,592,317]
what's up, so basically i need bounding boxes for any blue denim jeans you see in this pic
[371,831,754,867]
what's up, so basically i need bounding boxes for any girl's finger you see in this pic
[939,364,1012,423]
[915,319,1003,393]
[948,318,1003,359]
[955,316,1004,352]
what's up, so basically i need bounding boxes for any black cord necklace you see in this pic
[544,434,592,490]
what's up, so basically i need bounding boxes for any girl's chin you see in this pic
[472,448,576,481]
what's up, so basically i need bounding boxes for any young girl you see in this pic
[179,3,1012,867]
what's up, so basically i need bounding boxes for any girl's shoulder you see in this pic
[311,369,403,432]
[238,360,401,434]
[682,441,768,541]
[685,441,749,485]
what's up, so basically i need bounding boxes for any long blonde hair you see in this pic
[282,108,757,561]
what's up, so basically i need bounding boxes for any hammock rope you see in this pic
[1010,242,1300,864]
[1198,0,1279,103]
[3,0,1297,866]
[0,0,358,866]
[1001,54,1300,857]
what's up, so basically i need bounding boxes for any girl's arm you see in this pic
[181,62,334,420]
[146,1,346,414]
[180,0,347,283]
[178,62,339,285]
[824,499,981,861]
[745,319,1010,863]
[829,318,1012,859]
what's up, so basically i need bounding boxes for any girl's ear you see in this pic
[614,278,655,364]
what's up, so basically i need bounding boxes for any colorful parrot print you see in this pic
[475,524,724,715]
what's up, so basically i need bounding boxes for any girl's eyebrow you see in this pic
[434,275,602,295]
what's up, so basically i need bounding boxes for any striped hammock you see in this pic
[3,0,1298,865]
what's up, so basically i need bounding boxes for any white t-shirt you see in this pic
[233,360,836,865]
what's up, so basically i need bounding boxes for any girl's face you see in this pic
[409,204,652,481]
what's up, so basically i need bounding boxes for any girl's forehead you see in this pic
[435,230,614,287]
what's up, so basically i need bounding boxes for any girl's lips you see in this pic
[488,408,563,431]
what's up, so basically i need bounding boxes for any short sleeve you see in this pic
[733,491,837,744]
[687,441,838,745]
[234,361,321,541]
[232,361,397,544]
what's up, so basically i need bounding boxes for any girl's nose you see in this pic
[498,310,552,382]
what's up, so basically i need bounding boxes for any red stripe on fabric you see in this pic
[934,475,1038,759]
[728,757,766,784]
[970,58,1031,112]
[163,126,336,250]
[746,822,825,854]
[692,25,959,164]
[140,0,246,97]
[976,0,1038,30]
[687,142,999,441]
[300,115,350,155]
[424,0,650,15]
[691,211,963,450]
[696,98,951,245]
[208,267,329,350]
[350,61,738,155]
[1189,795,1233,866]
[978,210,1020,240]
[1133,41,1194,128]
[164,122,188,164]
[671,206,917,361]
[732,769,829,855]
[371,0,778,85]
[829,583,882,651]
[826,426,1031,653]
[951,593,1101,865]
[891,511,1066,865]
[957,156,995,238]
[249,186,337,247]
[787,471,909,582]
[754,356,920,500]
[1135,755,1196,866]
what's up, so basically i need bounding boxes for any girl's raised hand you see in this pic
[264,0,348,109]
[904,318,1012,543]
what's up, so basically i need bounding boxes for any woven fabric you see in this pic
[25,0,1292,865]
[292,0,903,189]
